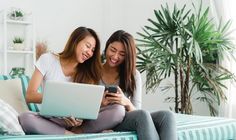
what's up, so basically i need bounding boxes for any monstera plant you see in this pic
[136,2,235,116]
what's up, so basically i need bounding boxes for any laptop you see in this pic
[40,80,105,120]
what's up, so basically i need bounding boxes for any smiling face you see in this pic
[76,35,96,63]
[105,41,126,68]
[103,30,137,96]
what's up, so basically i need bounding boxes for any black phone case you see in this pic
[108,86,117,93]
[105,85,117,93]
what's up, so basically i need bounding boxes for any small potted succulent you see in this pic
[8,9,24,20]
[12,37,24,50]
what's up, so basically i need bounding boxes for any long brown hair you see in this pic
[59,27,102,84]
[104,30,136,96]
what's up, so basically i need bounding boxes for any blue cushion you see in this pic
[0,75,40,112]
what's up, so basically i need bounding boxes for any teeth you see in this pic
[110,59,117,64]
[83,54,87,60]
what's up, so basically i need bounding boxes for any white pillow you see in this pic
[0,79,28,114]
[0,99,25,135]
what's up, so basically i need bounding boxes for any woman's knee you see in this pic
[99,104,126,124]
[109,104,126,123]
[153,110,174,119]
[18,112,39,133]
[19,112,37,126]
[19,112,66,134]
[133,110,152,122]
[151,110,176,124]
[136,110,150,116]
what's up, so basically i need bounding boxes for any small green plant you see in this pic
[8,8,24,20]
[11,10,23,18]
[13,37,24,44]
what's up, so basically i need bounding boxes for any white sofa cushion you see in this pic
[0,79,28,114]
[0,99,25,135]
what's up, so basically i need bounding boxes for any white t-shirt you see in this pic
[35,52,72,90]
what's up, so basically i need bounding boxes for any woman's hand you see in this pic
[101,91,110,107]
[105,86,136,111]
[63,116,83,127]
[106,87,128,106]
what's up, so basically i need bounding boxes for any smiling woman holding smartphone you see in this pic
[100,30,177,140]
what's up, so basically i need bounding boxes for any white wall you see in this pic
[0,0,212,115]
[0,0,197,58]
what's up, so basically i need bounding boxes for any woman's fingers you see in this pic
[70,117,83,126]
[106,94,121,100]
[106,92,118,97]
[106,95,122,104]
[74,118,83,126]
[104,87,126,106]
[64,117,83,127]
[64,118,74,126]
[101,91,111,106]
[117,86,124,95]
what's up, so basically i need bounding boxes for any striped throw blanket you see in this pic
[176,114,236,140]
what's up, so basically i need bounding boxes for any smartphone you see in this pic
[105,85,117,93]
[105,85,117,97]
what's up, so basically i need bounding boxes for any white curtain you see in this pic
[210,0,236,118]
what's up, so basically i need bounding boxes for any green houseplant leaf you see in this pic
[137,2,235,115]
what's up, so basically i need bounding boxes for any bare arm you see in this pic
[25,68,43,103]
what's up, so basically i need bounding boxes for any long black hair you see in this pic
[104,30,136,96]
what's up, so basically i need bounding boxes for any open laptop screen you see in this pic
[40,81,105,119]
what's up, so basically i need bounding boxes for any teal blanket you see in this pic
[1,114,236,140]
[0,132,137,140]
[176,114,236,140]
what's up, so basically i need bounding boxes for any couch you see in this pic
[1,75,236,140]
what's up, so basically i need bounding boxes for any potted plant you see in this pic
[136,2,235,116]
[9,67,25,77]
[8,9,24,20]
[12,37,24,50]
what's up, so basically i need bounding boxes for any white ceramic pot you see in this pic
[13,43,25,50]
